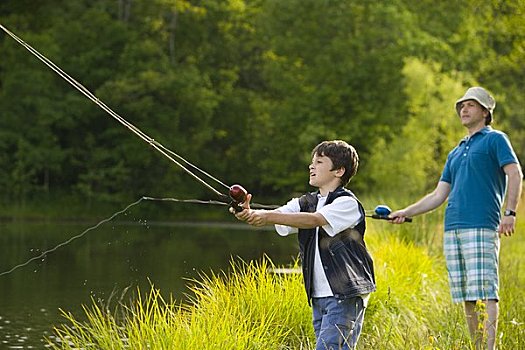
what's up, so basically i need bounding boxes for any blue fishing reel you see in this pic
[369,204,412,222]
[374,205,392,216]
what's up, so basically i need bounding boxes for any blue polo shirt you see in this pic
[440,127,519,231]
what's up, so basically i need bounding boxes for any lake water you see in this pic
[0,215,298,348]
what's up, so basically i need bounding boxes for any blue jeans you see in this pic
[312,296,366,350]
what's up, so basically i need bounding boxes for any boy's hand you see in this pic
[243,210,268,227]
[229,194,269,227]
[230,193,252,221]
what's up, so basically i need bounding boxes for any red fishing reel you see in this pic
[229,184,248,212]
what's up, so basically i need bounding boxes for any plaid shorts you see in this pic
[443,228,500,303]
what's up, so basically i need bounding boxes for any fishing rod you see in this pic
[0,25,409,277]
[0,23,247,208]
[1,24,404,217]
[0,25,287,277]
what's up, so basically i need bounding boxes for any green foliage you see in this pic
[250,0,417,192]
[1,0,524,211]
[367,58,466,198]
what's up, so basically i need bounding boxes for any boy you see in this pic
[232,140,375,350]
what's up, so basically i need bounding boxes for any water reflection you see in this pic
[0,220,298,348]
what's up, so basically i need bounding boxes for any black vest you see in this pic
[298,187,376,302]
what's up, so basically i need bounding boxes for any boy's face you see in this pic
[309,153,343,190]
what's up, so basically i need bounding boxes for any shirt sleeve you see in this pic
[494,132,519,168]
[274,198,300,236]
[318,196,362,237]
[440,151,453,184]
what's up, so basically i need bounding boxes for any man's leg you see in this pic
[464,301,481,348]
[460,228,500,350]
[464,299,499,350]
[486,300,499,350]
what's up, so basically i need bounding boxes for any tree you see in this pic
[367,58,466,199]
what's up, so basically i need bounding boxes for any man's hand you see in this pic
[389,209,409,224]
[498,215,516,236]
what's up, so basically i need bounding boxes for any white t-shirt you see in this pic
[275,194,362,297]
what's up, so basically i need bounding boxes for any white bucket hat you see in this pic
[455,87,496,123]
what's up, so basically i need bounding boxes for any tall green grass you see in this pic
[48,209,525,349]
[49,259,313,349]
[497,225,525,348]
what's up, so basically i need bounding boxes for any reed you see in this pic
[48,213,525,349]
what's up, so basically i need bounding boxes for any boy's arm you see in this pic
[233,193,327,228]
[244,210,327,228]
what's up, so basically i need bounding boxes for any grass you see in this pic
[49,259,313,349]
[47,205,525,349]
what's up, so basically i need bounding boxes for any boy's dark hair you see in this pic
[311,140,359,186]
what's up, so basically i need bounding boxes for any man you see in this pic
[390,86,522,349]
[232,140,375,350]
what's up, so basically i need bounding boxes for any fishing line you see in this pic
[0,196,278,277]
[143,196,279,209]
[0,197,144,277]
[0,196,410,276]
[0,24,229,198]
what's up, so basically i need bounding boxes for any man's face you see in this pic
[458,99,488,129]
[308,154,341,189]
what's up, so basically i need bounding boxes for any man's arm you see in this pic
[499,163,523,236]
[390,181,451,223]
